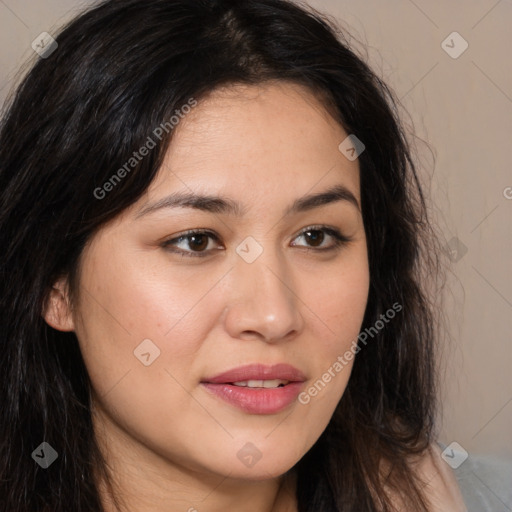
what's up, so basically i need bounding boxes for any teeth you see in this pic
[232,379,289,388]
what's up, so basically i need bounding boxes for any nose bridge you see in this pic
[224,238,303,341]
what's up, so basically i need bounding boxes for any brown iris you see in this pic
[304,229,324,247]
[188,234,209,251]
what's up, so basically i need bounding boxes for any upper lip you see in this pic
[202,363,306,384]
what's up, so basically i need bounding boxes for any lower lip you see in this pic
[201,382,304,414]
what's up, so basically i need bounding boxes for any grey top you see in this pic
[442,444,512,512]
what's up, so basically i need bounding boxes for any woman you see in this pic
[0,0,467,510]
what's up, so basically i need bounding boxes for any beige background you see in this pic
[1,0,511,466]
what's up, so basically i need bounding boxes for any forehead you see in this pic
[169,80,346,154]
[139,81,361,210]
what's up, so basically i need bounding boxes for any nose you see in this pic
[223,247,305,343]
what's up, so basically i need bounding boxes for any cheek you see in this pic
[74,263,218,457]
[296,253,369,420]
[308,252,370,348]
[74,250,229,409]
[77,248,219,343]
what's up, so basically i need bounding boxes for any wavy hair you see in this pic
[0,0,442,510]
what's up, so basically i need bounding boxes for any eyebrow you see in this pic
[136,184,360,219]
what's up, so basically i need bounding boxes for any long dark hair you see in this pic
[0,0,443,510]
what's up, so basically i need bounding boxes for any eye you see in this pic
[161,225,351,258]
[291,225,351,251]
[161,230,223,258]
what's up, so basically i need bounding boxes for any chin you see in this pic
[207,441,305,481]
[225,463,296,482]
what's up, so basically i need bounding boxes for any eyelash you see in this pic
[161,225,352,258]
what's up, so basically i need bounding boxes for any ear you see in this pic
[42,277,75,332]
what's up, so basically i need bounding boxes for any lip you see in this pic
[201,363,306,415]
[203,363,307,384]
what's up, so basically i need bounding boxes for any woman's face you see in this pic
[57,82,369,481]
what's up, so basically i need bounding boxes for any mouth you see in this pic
[201,363,306,415]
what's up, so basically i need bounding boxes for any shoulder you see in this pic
[404,442,467,512]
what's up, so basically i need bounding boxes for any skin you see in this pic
[45,80,368,511]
